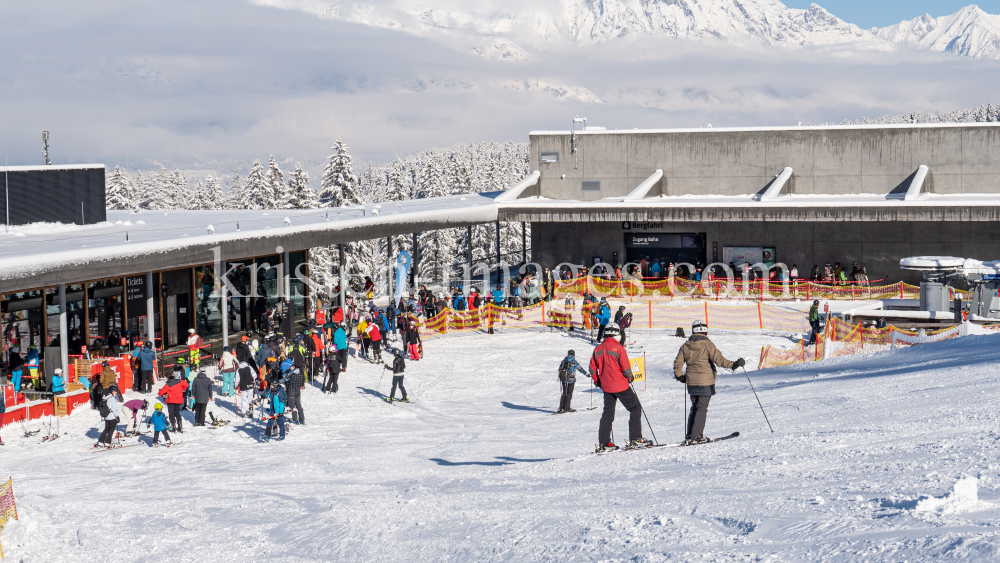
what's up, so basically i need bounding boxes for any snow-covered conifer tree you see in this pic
[266,156,287,206]
[319,138,361,208]
[203,174,225,210]
[286,163,317,209]
[238,160,273,210]
[105,165,136,210]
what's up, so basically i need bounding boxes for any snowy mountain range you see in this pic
[256,0,1000,60]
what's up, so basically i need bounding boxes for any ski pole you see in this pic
[742,366,774,433]
[630,383,659,446]
[684,381,688,441]
[375,365,387,398]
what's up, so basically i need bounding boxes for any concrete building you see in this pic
[510,123,1000,283]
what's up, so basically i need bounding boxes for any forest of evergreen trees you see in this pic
[105,139,531,298]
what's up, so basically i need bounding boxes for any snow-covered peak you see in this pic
[257,0,1000,61]
[873,5,1000,59]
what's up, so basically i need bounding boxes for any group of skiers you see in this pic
[565,315,744,451]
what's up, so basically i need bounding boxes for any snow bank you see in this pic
[916,476,988,515]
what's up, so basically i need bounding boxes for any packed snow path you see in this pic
[5,328,1000,561]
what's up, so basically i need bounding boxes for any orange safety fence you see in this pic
[554,276,919,301]
[758,318,970,370]
[413,301,813,339]
[0,477,18,559]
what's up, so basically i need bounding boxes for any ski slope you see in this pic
[4,326,1000,561]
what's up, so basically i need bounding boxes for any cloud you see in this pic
[0,0,999,189]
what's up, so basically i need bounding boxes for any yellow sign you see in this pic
[629,356,646,383]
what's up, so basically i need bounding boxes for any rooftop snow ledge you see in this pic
[623,170,663,201]
[495,171,540,202]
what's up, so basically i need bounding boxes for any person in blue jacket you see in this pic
[492,286,504,305]
[133,340,158,393]
[147,403,172,446]
[333,322,349,373]
[385,305,398,340]
[264,383,287,441]
[596,299,611,342]
[51,368,66,395]
[453,292,467,311]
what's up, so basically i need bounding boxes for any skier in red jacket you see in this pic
[589,322,650,453]
[157,371,189,433]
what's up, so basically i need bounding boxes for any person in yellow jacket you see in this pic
[356,317,370,359]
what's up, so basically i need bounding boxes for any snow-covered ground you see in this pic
[4,326,1000,561]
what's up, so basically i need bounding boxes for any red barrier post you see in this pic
[757,302,763,333]
[806,282,810,301]
[899,282,904,299]
[704,302,709,326]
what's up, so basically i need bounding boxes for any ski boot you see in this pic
[624,438,653,450]
[684,436,711,446]
[595,442,619,454]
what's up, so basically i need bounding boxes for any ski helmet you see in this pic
[567,350,575,357]
[223,345,231,352]
[603,323,621,338]
[188,328,196,334]
[394,349,401,357]
[144,340,153,348]
[154,403,163,411]
[618,305,625,311]
[813,300,820,305]
[692,320,708,334]
[141,399,149,410]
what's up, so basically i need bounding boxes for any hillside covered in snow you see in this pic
[5,319,1000,560]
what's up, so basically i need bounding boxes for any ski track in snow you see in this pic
[5,327,1000,561]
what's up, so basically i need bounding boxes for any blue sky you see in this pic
[784,1,1000,28]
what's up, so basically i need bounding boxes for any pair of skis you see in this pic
[381,397,412,405]
[594,432,740,454]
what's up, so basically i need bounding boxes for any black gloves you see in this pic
[627,374,635,383]
[675,375,686,383]
[733,358,746,369]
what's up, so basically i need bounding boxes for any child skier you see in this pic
[388,350,408,403]
[122,398,149,435]
[264,383,288,441]
[148,403,172,447]
[557,350,588,414]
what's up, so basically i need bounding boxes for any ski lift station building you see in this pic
[3,121,1000,400]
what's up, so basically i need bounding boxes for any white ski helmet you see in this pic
[603,322,621,338]
[692,320,708,334]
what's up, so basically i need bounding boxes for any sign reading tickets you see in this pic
[629,356,646,383]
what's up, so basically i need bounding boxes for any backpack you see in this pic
[272,387,287,414]
[558,358,571,382]
[620,312,633,329]
[99,395,110,418]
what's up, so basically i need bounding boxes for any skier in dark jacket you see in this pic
[808,300,822,344]
[388,350,408,403]
[614,305,627,346]
[285,367,306,424]
[405,320,422,360]
[192,371,214,426]
[557,350,588,414]
[236,361,256,418]
[673,320,744,445]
